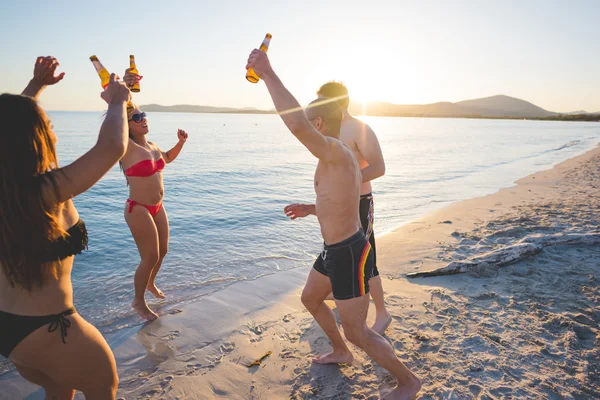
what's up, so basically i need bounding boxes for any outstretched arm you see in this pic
[159,129,188,163]
[22,56,65,99]
[356,123,386,183]
[246,50,335,161]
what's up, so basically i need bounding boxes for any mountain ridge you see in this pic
[140,95,596,120]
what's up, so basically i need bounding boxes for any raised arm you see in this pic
[356,123,386,183]
[159,129,188,163]
[22,56,65,100]
[47,74,130,203]
[246,50,334,161]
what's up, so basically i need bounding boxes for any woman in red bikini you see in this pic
[122,71,188,321]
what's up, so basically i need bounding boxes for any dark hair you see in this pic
[0,94,65,290]
[117,102,137,185]
[316,81,349,109]
[305,98,343,136]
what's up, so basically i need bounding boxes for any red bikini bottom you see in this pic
[126,199,163,217]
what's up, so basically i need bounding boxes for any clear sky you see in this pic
[1,0,598,112]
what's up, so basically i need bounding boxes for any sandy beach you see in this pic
[3,146,599,400]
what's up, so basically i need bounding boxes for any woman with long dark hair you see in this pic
[0,56,130,399]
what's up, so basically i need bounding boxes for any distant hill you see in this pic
[348,95,558,118]
[565,110,588,115]
[140,95,595,120]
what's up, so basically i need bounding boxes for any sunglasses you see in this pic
[129,112,147,123]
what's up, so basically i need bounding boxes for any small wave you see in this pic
[253,254,312,262]
[553,140,580,151]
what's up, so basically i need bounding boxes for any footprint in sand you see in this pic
[279,349,298,360]
[210,385,229,396]
[247,322,266,335]
[431,322,444,331]
[471,292,498,301]
[220,341,235,353]
[411,332,432,342]
[572,324,596,342]
[160,375,174,389]
[282,313,295,323]
[430,289,457,304]
[385,294,411,307]
[185,363,205,375]
[162,330,180,340]
[314,336,329,346]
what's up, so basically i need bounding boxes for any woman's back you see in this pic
[0,201,79,316]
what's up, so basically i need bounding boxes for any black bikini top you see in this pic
[42,219,88,262]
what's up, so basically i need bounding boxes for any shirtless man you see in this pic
[246,50,421,399]
[285,81,392,335]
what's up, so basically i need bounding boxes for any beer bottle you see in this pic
[129,55,140,93]
[246,33,272,83]
[89,55,111,89]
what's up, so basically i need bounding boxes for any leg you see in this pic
[336,296,421,400]
[301,268,353,364]
[369,274,392,335]
[14,363,75,400]
[125,203,160,320]
[10,314,118,400]
[362,197,393,333]
[147,206,169,299]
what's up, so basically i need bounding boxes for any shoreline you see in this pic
[2,145,599,399]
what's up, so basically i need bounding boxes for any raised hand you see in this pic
[246,49,273,79]
[284,203,314,220]
[100,74,131,105]
[177,129,188,143]
[123,67,142,89]
[32,56,65,86]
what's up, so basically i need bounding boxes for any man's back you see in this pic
[339,115,383,195]
[314,140,362,245]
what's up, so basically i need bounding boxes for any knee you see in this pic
[80,366,118,398]
[343,326,367,347]
[141,250,160,267]
[301,291,320,313]
[110,374,119,396]
[83,380,118,399]
[99,368,119,397]
[159,245,168,260]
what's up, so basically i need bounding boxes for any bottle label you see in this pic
[260,38,271,51]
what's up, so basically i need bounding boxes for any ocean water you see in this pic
[12,113,600,339]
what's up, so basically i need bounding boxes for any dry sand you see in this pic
[2,147,599,399]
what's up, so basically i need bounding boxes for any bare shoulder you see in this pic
[344,116,375,137]
[356,118,376,136]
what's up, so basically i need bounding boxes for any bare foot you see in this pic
[132,300,159,321]
[312,350,354,365]
[147,284,166,299]
[325,292,334,301]
[371,313,393,335]
[383,375,422,400]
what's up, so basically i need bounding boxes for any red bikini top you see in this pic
[125,158,165,177]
